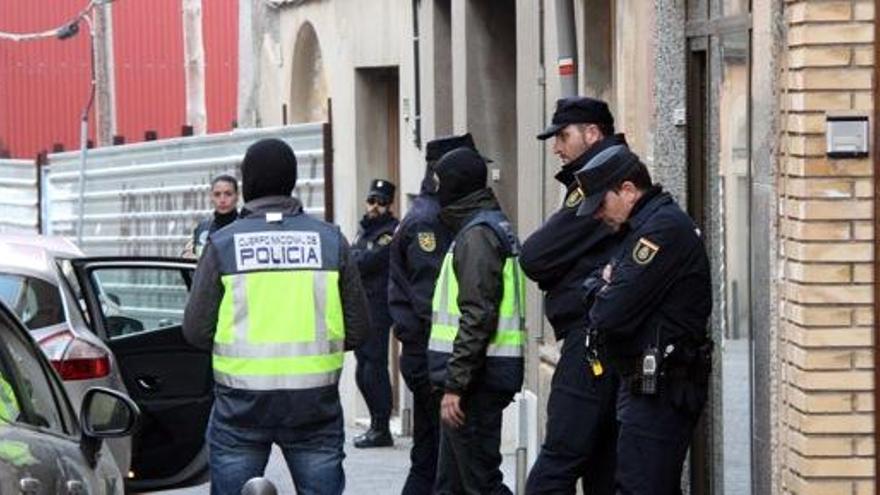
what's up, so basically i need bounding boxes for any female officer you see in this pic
[185,174,239,258]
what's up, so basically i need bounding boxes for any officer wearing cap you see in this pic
[352,179,400,448]
[183,138,371,495]
[428,147,524,495]
[523,96,626,495]
[576,145,712,494]
[387,136,466,492]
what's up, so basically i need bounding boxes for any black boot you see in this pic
[354,418,393,448]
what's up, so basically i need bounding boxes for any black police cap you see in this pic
[574,144,640,217]
[367,179,396,203]
[537,97,614,140]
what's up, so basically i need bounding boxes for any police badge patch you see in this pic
[632,237,659,265]
[417,232,436,252]
[377,233,393,246]
[565,188,584,208]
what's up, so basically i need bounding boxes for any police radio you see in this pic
[640,347,659,395]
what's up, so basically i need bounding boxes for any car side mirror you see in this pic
[79,387,140,468]
[80,387,140,438]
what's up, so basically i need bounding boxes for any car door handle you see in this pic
[19,477,41,494]
[66,480,85,494]
[136,376,162,392]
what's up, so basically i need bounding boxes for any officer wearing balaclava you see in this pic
[183,138,370,495]
[427,147,525,495]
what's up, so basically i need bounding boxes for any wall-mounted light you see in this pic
[826,115,869,159]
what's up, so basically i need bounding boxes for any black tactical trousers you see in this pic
[354,323,393,423]
[435,391,514,495]
[614,378,705,495]
[400,346,441,495]
[526,326,619,495]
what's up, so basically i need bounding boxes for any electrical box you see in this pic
[673,108,687,127]
[826,115,869,158]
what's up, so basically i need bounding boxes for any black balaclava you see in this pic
[241,138,298,202]
[434,148,488,207]
[421,133,480,195]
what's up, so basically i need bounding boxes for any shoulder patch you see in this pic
[565,187,584,208]
[377,233,393,246]
[417,232,436,252]
[632,237,660,265]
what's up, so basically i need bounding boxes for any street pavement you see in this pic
[149,340,748,494]
[149,428,516,494]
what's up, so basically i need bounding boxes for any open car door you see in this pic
[71,256,211,492]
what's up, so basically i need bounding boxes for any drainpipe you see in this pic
[411,0,422,149]
[872,0,880,492]
[555,0,577,96]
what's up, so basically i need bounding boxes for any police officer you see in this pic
[388,136,471,492]
[187,174,240,258]
[523,97,626,495]
[183,138,371,495]
[352,179,399,448]
[429,147,524,495]
[576,145,712,494]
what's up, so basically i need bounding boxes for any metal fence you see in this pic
[0,159,39,234]
[43,123,330,257]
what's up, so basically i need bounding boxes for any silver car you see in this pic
[0,296,139,494]
[0,235,210,492]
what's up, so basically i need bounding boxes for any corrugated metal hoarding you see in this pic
[44,124,328,257]
[0,159,39,233]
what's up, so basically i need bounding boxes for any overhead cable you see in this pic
[0,0,97,42]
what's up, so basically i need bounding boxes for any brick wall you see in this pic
[780,1,876,493]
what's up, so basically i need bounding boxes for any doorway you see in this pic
[355,66,402,415]
[686,5,754,494]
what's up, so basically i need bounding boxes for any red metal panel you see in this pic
[112,0,186,142]
[203,0,238,133]
[0,1,236,158]
[0,1,96,158]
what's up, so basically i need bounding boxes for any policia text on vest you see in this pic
[235,231,323,270]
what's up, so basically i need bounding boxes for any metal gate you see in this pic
[0,159,39,234]
[43,123,331,256]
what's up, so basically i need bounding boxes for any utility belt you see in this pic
[586,326,713,396]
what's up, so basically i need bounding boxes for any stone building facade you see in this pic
[239,0,877,493]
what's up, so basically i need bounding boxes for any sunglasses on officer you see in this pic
[366,196,390,207]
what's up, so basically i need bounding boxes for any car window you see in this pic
[90,267,190,339]
[56,259,91,326]
[0,313,66,434]
[0,273,65,330]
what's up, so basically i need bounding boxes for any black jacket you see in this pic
[192,210,238,256]
[586,188,712,368]
[388,183,452,349]
[519,134,627,340]
[352,212,399,331]
[438,188,512,394]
